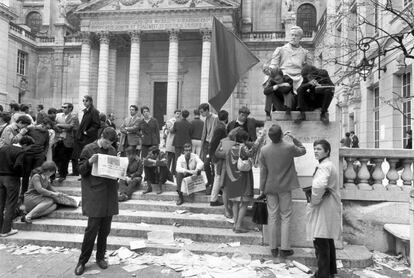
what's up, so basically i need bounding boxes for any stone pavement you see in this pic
[0,247,411,278]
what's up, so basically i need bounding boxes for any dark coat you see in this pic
[172,119,192,147]
[263,75,294,95]
[227,117,264,142]
[76,106,100,146]
[138,118,160,146]
[78,141,119,217]
[209,122,227,162]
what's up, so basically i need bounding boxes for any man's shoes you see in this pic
[143,184,152,194]
[271,248,279,258]
[279,249,294,257]
[74,263,85,276]
[210,200,223,206]
[118,193,129,202]
[294,112,306,124]
[96,259,108,269]
[320,112,329,124]
[57,177,66,183]
[205,186,212,195]
[0,229,18,237]
[21,215,32,224]
[176,192,184,206]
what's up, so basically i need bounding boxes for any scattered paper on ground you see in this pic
[130,240,146,250]
[372,251,410,272]
[147,230,175,245]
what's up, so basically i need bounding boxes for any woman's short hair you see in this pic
[314,139,331,156]
[16,115,32,125]
[235,129,249,143]
[141,106,150,114]
[32,161,57,176]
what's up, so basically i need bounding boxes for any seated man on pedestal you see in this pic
[296,65,335,124]
[118,146,143,202]
[142,146,173,195]
[175,143,204,206]
[263,66,296,120]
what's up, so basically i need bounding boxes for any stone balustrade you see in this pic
[241,31,286,42]
[339,148,414,202]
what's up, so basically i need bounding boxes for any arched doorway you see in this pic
[296,4,316,32]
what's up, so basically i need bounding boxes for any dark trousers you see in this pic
[118,178,141,198]
[297,87,334,113]
[144,166,170,184]
[53,141,73,178]
[201,142,214,187]
[0,176,20,234]
[141,145,154,160]
[313,238,337,278]
[176,172,191,193]
[21,152,45,200]
[264,86,296,114]
[166,151,176,175]
[79,216,113,264]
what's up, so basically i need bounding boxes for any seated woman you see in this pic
[22,161,62,223]
[263,66,295,120]
[307,139,342,278]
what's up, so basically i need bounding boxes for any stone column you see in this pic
[96,32,110,113]
[166,29,179,118]
[242,0,252,24]
[78,32,91,108]
[107,47,117,113]
[128,31,141,107]
[200,29,211,105]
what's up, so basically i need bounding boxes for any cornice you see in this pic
[0,3,18,21]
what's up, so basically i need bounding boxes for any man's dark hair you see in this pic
[99,113,107,122]
[174,109,181,114]
[268,124,283,143]
[19,135,35,146]
[198,103,210,112]
[235,129,249,143]
[0,112,11,124]
[183,143,192,149]
[345,132,350,137]
[9,103,20,112]
[130,105,138,111]
[37,104,44,110]
[301,64,318,77]
[20,104,29,113]
[48,108,57,115]
[16,115,31,125]
[350,131,355,135]
[0,105,3,112]
[64,103,73,111]
[314,139,331,157]
[181,110,189,119]
[269,67,284,79]
[141,106,150,114]
[83,95,93,103]
[40,116,54,127]
[218,110,229,122]
[193,109,200,116]
[101,127,117,142]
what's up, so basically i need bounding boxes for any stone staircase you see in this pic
[0,176,373,268]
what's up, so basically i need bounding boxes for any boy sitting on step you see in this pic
[142,146,173,194]
[118,146,143,202]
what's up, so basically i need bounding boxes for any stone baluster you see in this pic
[386,158,401,191]
[128,31,141,107]
[343,157,357,189]
[96,32,110,113]
[357,158,372,190]
[371,158,386,190]
[199,29,211,104]
[78,32,91,107]
[401,159,413,192]
[166,29,179,118]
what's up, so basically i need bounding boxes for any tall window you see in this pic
[402,72,411,147]
[17,50,27,75]
[296,4,317,32]
[26,11,42,33]
[374,87,380,148]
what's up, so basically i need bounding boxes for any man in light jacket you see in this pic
[259,124,306,258]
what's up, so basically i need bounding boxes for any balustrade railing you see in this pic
[242,31,285,41]
[339,148,414,193]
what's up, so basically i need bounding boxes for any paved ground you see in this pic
[0,248,411,278]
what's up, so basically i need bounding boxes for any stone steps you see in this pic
[0,231,372,268]
[47,207,256,229]
[13,218,262,245]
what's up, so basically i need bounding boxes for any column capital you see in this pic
[80,32,91,44]
[168,29,180,42]
[97,31,110,44]
[200,29,212,42]
[129,30,142,43]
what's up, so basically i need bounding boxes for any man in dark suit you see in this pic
[54,103,79,182]
[296,65,335,123]
[105,113,116,129]
[119,105,141,156]
[73,95,100,176]
[259,124,306,258]
[227,106,264,144]
[172,109,192,164]
[74,127,118,276]
[138,106,160,159]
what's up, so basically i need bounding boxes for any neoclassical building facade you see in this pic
[0,0,326,126]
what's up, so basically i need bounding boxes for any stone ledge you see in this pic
[271,111,327,121]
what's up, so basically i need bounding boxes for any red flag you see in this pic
[208,17,260,111]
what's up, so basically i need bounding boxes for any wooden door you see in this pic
[153,82,167,128]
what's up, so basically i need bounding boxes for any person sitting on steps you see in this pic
[142,146,173,194]
[296,65,335,124]
[118,146,143,202]
[263,66,296,121]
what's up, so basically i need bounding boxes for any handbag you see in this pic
[252,200,268,225]
[237,146,252,172]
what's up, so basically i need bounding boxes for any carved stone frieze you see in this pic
[148,0,164,8]
[168,29,179,42]
[171,0,190,4]
[120,0,142,6]
[129,30,142,43]
[97,31,110,44]
[200,28,211,41]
